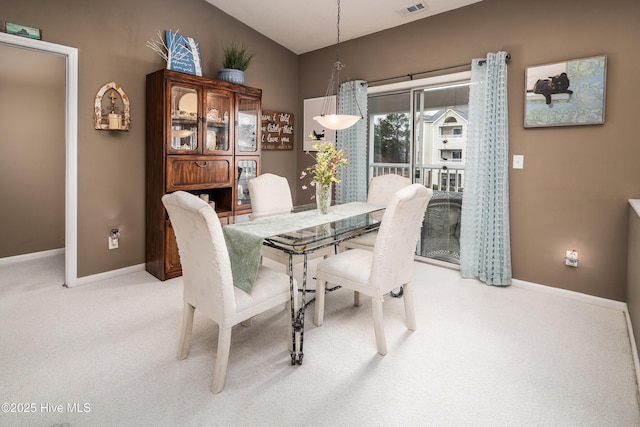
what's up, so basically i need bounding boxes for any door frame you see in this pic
[367,71,471,182]
[0,33,78,287]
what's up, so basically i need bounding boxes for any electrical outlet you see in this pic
[564,250,578,267]
[109,228,119,250]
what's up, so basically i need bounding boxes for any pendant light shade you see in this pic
[313,113,362,131]
[313,0,363,131]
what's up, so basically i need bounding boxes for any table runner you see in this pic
[223,202,382,292]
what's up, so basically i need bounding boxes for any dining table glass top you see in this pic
[223,202,384,292]
[227,203,383,249]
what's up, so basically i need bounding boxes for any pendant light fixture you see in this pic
[313,0,363,131]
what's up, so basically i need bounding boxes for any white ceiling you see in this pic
[205,0,484,55]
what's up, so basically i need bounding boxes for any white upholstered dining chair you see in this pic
[313,184,432,355]
[248,173,294,220]
[162,191,296,394]
[248,173,333,274]
[339,173,411,251]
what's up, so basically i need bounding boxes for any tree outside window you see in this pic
[372,113,410,163]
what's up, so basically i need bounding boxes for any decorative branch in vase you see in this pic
[300,141,348,214]
[146,29,189,66]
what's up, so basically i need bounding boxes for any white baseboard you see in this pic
[0,248,65,266]
[510,277,627,311]
[511,277,639,389]
[623,308,640,393]
[74,263,147,287]
[1,251,150,287]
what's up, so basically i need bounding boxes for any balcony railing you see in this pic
[370,163,463,264]
[369,163,411,178]
[370,163,465,192]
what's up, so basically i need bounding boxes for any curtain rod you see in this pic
[367,53,511,86]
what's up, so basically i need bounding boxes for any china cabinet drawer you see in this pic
[166,156,232,190]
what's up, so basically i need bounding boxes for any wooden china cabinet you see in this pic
[145,68,261,280]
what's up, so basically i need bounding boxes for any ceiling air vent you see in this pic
[397,2,429,17]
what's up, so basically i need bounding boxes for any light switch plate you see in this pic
[513,155,524,169]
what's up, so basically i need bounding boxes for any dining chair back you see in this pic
[162,191,294,393]
[370,183,431,289]
[248,173,293,220]
[341,173,411,250]
[367,173,412,206]
[247,173,333,273]
[314,183,432,355]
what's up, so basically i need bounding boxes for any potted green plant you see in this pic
[219,42,254,85]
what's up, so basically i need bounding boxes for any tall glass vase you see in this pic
[316,182,332,214]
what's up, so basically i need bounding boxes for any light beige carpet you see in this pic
[0,254,638,426]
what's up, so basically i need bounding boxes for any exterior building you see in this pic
[420,108,468,191]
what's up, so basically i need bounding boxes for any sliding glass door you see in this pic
[367,74,470,264]
[411,82,469,263]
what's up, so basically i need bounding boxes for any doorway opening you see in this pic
[0,33,78,286]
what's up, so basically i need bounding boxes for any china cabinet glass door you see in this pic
[236,95,260,154]
[170,85,199,153]
[205,89,232,154]
[236,157,259,209]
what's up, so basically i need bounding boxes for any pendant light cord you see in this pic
[313,0,363,128]
[335,0,341,63]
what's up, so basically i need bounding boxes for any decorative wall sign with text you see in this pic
[165,31,202,76]
[261,111,294,150]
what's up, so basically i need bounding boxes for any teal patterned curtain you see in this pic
[460,51,512,286]
[336,80,368,203]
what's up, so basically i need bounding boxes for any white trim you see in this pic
[0,248,65,267]
[75,263,147,286]
[511,277,627,311]
[0,33,78,288]
[423,259,626,312]
[623,308,640,392]
[365,70,473,189]
[419,260,627,312]
[419,259,640,385]
[511,279,640,382]
[510,278,639,388]
[416,256,461,271]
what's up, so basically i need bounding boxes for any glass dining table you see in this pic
[223,202,384,365]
